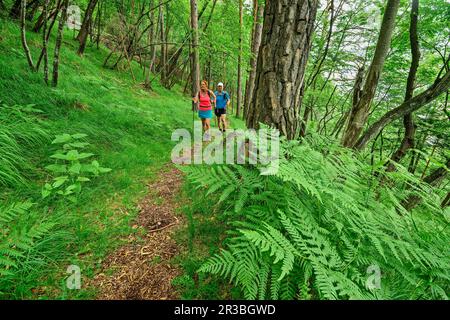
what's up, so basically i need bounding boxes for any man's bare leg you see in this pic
[221,115,227,131]
[215,114,220,129]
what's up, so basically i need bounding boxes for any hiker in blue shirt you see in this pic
[214,82,231,132]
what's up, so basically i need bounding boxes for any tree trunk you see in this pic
[402,158,450,211]
[190,0,201,112]
[42,0,50,84]
[386,0,420,172]
[52,0,69,87]
[341,0,400,147]
[244,0,264,122]
[236,0,244,118]
[36,0,61,71]
[441,192,450,208]
[159,1,167,86]
[246,0,319,140]
[145,0,156,88]
[33,1,61,33]
[95,0,103,48]
[354,69,450,150]
[20,0,36,71]
[77,0,99,55]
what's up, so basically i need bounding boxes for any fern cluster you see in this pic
[0,201,58,298]
[181,136,450,300]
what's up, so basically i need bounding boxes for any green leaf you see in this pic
[52,134,72,144]
[91,160,100,168]
[50,153,68,160]
[68,163,82,174]
[78,152,95,160]
[69,142,90,149]
[80,164,97,174]
[65,150,80,161]
[71,133,88,140]
[52,176,68,188]
[65,150,94,161]
[42,189,51,199]
[67,196,78,203]
[45,164,67,173]
[77,177,91,182]
[98,167,112,174]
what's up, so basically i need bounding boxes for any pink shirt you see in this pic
[199,91,212,111]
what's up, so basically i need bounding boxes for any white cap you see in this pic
[217,82,224,87]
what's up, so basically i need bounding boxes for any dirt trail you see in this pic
[89,165,185,300]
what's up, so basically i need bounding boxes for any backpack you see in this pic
[215,91,229,101]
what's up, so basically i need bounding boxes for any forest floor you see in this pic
[88,165,186,300]
[0,19,244,300]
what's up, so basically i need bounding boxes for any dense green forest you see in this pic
[0,0,449,301]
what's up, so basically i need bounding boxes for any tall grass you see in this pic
[0,104,49,188]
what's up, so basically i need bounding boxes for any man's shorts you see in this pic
[214,108,226,117]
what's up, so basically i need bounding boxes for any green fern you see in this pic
[183,135,450,300]
[0,201,56,294]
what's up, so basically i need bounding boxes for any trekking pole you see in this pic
[192,99,198,133]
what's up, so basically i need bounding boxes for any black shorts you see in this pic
[214,108,226,117]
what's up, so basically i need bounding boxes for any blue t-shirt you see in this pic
[214,91,230,109]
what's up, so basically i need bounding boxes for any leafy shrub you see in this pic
[42,133,111,202]
[0,104,48,188]
[181,136,450,300]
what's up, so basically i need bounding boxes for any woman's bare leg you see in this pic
[201,119,207,132]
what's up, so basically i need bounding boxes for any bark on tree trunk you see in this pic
[42,0,50,84]
[77,0,99,55]
[386,0,420,172]
[246,0,319,140]
[341,0,400,147]
[236,0,244,118]
[354,70,450,150]
[20,0,36,71]
[190,0,201,112]
[441,192,450,208]
[95,0,103,48]
[145,0,156,88]
[33,1,61,33]
[159,1,167,86]
[244,0,264,122]
[52,0,69,87]
[402,158,450,211]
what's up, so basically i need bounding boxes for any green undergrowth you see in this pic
[0,17,196,299]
